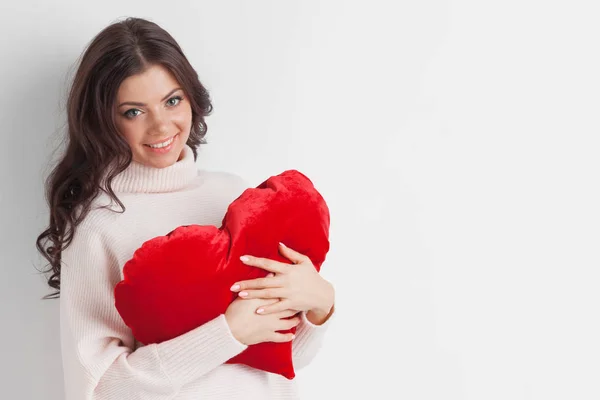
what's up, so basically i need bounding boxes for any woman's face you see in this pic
[114,64,192,168]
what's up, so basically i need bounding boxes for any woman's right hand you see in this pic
[224,297,300,346]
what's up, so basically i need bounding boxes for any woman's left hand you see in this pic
[230,242,335,322]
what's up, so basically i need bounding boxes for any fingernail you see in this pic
[291,334,296,339]
[239,291,248,297]
[240,256,249,262]
[279,242,287,248]
[256,308,264,314]
[230,284,240,291]
[267,273,274,278]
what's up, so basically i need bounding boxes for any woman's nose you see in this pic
[148,110,170,136]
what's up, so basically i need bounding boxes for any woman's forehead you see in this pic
[116,65,181,103]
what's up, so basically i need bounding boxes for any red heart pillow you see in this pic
[114,169,330,379]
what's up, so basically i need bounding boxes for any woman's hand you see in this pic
[224,297,301,345]
[230,242,335,324]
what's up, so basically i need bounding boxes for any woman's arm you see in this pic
[291,304,335,370]
[60,226,247,400]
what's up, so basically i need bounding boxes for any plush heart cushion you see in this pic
[113,169,330,379]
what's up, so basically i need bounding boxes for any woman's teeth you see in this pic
[147,136,175,148]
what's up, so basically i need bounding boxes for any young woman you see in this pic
[36,17,335,400]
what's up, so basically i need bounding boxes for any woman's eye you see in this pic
[122,96,182,119]
[124,109,141,119]
[167,96,183,107]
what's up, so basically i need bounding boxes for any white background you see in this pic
[1,1,599,399]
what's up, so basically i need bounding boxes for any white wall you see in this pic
[1,1,599,399]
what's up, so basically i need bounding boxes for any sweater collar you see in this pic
[111,144,197,193]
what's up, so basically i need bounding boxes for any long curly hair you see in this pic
[36,17,213,300]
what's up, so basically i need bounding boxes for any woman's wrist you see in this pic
[306,281,335,325]
[306,303,334,325]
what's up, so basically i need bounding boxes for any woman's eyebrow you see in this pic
[118,88,182,107]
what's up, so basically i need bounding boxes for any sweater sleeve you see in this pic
[59,225,248,400]
[291,306,335,370]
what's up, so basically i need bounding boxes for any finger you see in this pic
[274,306,300,319]
[230,276,283,292]
[278,316,301,330]
[258,300,294,315]
[267,332,296,343]
[278,242,310,265]
[240,255,287,274]
[237,288,286,300]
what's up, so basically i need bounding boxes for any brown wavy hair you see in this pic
[36,17,212,300]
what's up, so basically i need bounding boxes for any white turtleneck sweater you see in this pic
[59,144,332,400]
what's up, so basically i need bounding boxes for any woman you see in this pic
[36,17,334,400]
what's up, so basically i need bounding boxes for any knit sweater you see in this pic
[59,144,332,400]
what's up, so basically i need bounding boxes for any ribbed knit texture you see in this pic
[59,144,332,400]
